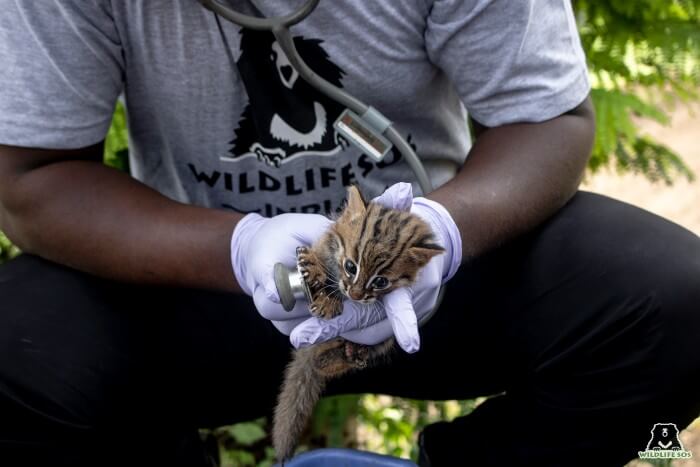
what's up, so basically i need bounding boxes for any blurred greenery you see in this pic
[104,101,130,172]
[210,419,277,467]
[200,396,482,465]
[577,0,700,183]
[0,231,21,263]
[1,2,700,465]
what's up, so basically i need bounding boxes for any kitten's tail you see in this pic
[273,346,327,462]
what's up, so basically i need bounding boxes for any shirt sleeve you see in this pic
[0,0,124,149]
[425,0,590,127]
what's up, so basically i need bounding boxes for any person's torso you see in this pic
[113,0,470,215]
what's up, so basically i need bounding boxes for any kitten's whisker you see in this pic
[318,270,340,284]
[373,302,385,322]
[316,261,337,278]
[359,307,372,329]
[316,283,339,294]
[317,277,339,286]
[359,304,373,329]
[356,302,383,329]
[370,304,384,328]
[308,275,338,288]
[302,258,337,280]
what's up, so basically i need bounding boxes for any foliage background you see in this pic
[1,1,699,465]
[579,0,699,183]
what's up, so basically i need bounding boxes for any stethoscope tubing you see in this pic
[200,0,443,324]
[199,0,321,30]
[198,0,434,195]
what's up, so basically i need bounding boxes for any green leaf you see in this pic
[104,101,130,172]
[228,423,267,446]
[0,231,21,264]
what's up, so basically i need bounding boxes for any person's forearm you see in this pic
[429,96,595,259]
[0,156,243,292]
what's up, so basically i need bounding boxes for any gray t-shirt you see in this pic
[0,0,589,216]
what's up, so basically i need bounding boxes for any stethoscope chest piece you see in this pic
[274,260,313,312]
[203,0,441,321]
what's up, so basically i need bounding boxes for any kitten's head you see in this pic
[329,186,444,304]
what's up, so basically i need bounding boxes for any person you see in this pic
[0,1,698,465]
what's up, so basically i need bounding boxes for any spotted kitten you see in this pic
[273,185,444,462]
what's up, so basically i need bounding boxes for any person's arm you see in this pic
[0,143,243,292]
[0,3,241,290]
[422,0,595,259]
[429,95,595,259]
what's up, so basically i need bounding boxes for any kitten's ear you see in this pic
[408,243,445,268]
[345,185,367,215]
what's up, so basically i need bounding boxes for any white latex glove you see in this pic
[230,212,333,335]
[289,184,462,353]
[230,184,418,337]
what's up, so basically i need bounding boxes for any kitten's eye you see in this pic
[371,276,390,290]
[344,259,357,276]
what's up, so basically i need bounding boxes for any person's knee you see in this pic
[524,209,699,404]
[0,324,136,433]
[648,249,700,385]
[0,255,148,430]
[564,193,700,318]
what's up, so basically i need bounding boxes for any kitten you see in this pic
[273,185,444,462]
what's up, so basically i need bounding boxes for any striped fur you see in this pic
[273,186,444,462]
[328,186,443,302]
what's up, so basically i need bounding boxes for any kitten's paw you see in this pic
[312,340,375,378]
[296,246,325,289]
[309,291,342,319]
[314,339,356,377]
[296,246,342,319]
[344,342,370,369]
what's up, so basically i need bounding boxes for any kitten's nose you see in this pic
[349,289,364,301]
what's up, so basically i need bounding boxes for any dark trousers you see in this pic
[1,192,699,466]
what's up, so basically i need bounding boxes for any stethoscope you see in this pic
[197,0,442,321]
[198,0,433,194]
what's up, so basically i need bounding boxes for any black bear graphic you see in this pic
[231,29,348,167]
[645,423,684,450]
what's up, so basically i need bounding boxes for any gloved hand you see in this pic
[230,211,334,335]
[230,183,423,336]
[289,184,462,353]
